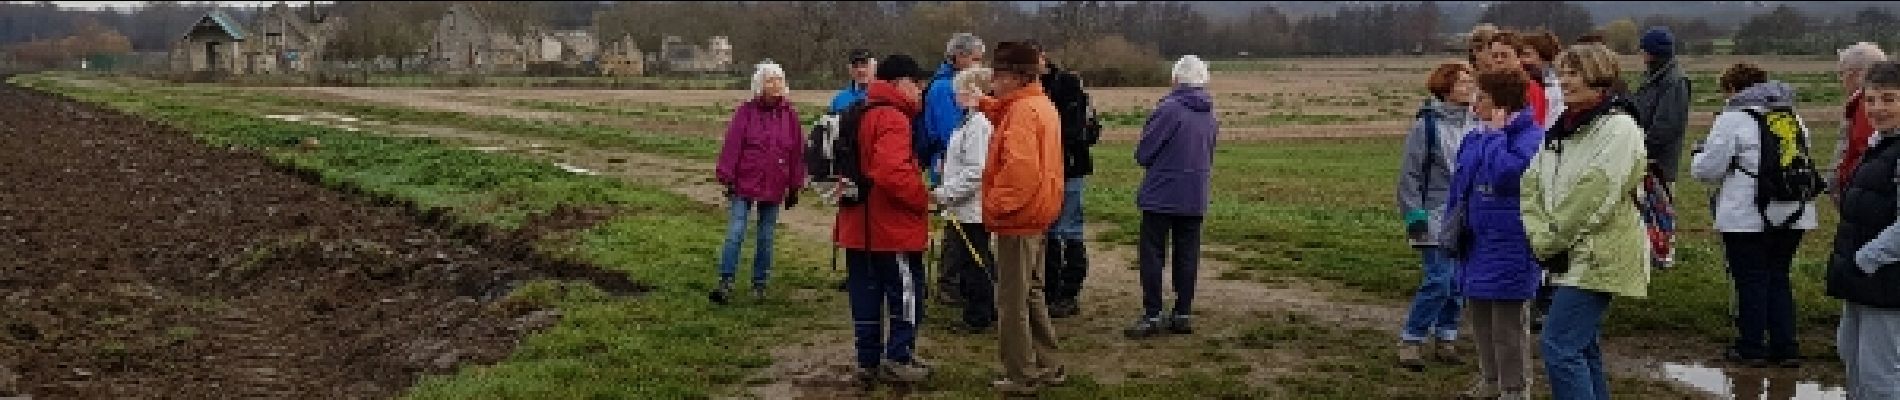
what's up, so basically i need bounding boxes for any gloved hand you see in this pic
[784,191,800,210]
[1856,247,1888,275]
[723,184,735,199]
[1540,252,1572,275]
[1404,209,1430,233]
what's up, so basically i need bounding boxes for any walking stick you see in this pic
[942,208,984,269]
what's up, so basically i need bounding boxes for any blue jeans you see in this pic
[1401,247,1462,342]
[1047,178,1086,240]
[1541,286,1613,400]
[717,195,780,285]
[846,250,926,369]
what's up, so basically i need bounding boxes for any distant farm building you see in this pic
[168,3,341,75]
[429,3,528,74]
[654,35,733,74]
[598,35,645,77]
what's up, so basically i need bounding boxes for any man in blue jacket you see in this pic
[830,49,877,114]
[925,33,986,305]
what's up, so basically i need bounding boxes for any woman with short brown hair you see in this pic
[1395,62,1480,368]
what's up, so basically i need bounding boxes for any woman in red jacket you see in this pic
[710,61,804,304]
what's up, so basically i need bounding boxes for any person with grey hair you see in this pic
[1828,60,1900,400]
[1126,55,1219,339]
[711,61,804,304]
[934,67,998,334]
[1835,42,1889,201]
[924,32,986,305]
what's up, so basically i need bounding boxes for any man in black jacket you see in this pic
[1040,59,1102,318]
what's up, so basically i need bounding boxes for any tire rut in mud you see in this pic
[0,78,640,399]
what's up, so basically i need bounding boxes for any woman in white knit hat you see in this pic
[710,61,805,304]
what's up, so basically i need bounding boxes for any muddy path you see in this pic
[0,81,639,398]
[215,104,1787,398]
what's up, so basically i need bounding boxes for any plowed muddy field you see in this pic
[0,79,635,398]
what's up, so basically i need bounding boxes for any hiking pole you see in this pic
[942,208,984,269]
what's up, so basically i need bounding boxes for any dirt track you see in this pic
[0,80,635,398]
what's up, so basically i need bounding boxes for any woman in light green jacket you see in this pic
[1521,43,1652,400]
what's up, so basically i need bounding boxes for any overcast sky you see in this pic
[18,2,331,10]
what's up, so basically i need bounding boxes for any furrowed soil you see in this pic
[0,80,636,398]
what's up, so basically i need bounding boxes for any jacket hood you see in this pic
[1170,85,1213,112]
[1423,98,1470,121]
[1501,107,1539,135]
[1643,58,1682,85]
[933,62,957,80]
[1725,81,1797,109]
[746,95,791,111]
[866,80,923,115]
[1550,94,1635,142]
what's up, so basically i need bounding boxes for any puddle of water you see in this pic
[553,162,596,176]
[1662,363,1847,400]
[263,114,306,122]
[465,146,512,153]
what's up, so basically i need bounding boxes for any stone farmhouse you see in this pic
[169,3,341,75]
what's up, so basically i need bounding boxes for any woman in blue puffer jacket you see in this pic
[1441,70,1547,400]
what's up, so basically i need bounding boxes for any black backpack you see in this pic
[1048,69,1101,147]
[815,100,889,207]
[1739,107,1825,229]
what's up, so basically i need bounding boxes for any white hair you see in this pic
[1841,42,1889,73]
[952,67,992,97]
[752,61,787,97]
[1173,55,1209,86]
[945,33,986,58]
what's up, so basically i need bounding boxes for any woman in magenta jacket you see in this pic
[711,61,805,304]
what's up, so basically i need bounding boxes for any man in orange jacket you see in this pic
[981,41,1068,396]
[834,54,936,387]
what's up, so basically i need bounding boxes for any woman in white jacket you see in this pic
[1690,64,1820,367]
[934,67,998,333]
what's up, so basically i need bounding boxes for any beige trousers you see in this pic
[994,234,1062,381]
[1468,299,1531,391]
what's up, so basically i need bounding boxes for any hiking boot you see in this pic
[1166,313,1194,335]
[1724,347,1768,367]
[991,378,1039,396]
[1458,377,1499,399]
[1397,341,1426,370]
[751,282,767,300]
[1036,366,1068,387]
[880,359,931,383]
[708,277,734,305]
[952,324,994,335]
[1772,356,1803,369]
[1433,341,1463,365]
[1124,316,1164,339]
[1498,390,1530,400]
[853,367,880,390]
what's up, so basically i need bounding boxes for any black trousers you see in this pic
[1723,229,1806,359]
[942,221,997,328]
[1139,211,1204,318]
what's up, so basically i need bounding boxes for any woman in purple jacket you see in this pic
[1441,71,1545,400]
[711,61,805,304]
[1124,55,1219,339]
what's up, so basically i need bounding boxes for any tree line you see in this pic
[5,2,1899,82]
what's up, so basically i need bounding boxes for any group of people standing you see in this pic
[1397,24,1900,400]
[707,33,1220,396]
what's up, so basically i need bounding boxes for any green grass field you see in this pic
[16,71,1846,397]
